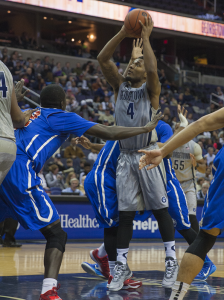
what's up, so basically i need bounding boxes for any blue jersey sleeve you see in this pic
[47,111,96,137]
[156,121,173,143]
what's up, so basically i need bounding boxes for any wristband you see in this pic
[179,113,188,128]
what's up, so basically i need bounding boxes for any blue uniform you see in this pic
[200,146,224,231]
[0,108,95,231]
[84,141,120,228]
[156,121,190,230]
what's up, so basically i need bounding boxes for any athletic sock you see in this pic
[41,278,57,294]
[98,243,107,257]
[117,248,129,264]
[164,241,176,259]
[169,281,190,300]
[109,261,116,277]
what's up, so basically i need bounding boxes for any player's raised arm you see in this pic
[97,27,130,94]
[139,17,160,110]
[139,107,224,170]
[86,112,163,141]
[10,86,25,128]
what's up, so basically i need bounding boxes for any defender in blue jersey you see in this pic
[0,84,163,300]
[138,108,224,300]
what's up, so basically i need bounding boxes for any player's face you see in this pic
[125,59,146,83]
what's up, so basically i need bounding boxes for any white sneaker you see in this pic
[162,257,179,288]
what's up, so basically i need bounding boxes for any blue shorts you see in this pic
[84,168,119,228]
[200,147,224,232]
[0,157,59,231]
[167,178,191,231]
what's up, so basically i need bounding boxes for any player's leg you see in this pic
[0,139,17,185]
[2,218,22,247]
[104,227,118,277]
[169,228,218,300]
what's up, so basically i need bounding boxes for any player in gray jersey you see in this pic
[98,17,177,290]
[0,61,27,184]
[172,123,206,233]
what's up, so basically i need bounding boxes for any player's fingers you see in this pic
[139,38,143,48]
[136,38,139,47]
[138,149,149,155]
[139,20,144,27]
[184,109,188,118]
[145,16,148,27]
[147,164,156,171]
[133,39,135,49]
[22,89,30,97]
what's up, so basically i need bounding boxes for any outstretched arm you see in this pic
[86,112,163,141]
[139,107,224,170]
[140,17,160,110]
[97,27,131,94]
[74,136,104,152]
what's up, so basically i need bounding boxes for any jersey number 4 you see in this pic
[174,160,185,170]
[0,72,8,99]
[127,102,134,119]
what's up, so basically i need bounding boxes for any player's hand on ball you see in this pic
[74,136,91,149]
[144,111,163,131]
[131,39,143,60]
[190,153,197,167]
[139,16,153,39]
[138,149,163,170]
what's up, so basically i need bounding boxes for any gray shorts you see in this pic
[116,143,168,211]
[0,137,17,185]
[180,179,197,215]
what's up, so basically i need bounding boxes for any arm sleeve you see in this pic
[194,143,203,161]
[47,111,96,137]
[156,122,173,143]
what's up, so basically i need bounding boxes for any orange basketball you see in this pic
[124,9,150,38]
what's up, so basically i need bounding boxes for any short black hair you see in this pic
[40,84,65,109]
[84,162,91,167]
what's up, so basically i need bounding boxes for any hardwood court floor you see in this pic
[0,241,224,299]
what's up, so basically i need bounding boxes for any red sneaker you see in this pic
[90,249,110,279]
[122,278,142,290]
[39,284,62,300]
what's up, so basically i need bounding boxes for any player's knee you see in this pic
[41,222,67,253]
[186,229,217,261]
[119,211,135,226]
[152,207,169,220]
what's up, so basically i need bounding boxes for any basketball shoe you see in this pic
[39,284,61,300]
[194,259,217,281]
[107,275,142,290]
[162,257,179,288]
[90,248,110,279]
[81,262,106,279]
[108,262,133,291]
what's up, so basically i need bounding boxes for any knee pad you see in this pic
[186,229,217,261]
[42,222,67,253]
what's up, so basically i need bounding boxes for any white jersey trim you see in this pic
[26,160,53,223]
[169,180,191,228]
[33,135,58,160]
[94,149,105,217]
[25,134,39,152]
[101,141,118,226]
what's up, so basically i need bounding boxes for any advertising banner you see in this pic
[6,0,224,40]
[14,201,224,240]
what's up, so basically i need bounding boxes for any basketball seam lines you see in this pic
[133,10,141,30]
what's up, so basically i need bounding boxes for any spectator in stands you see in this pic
[65,172,77,188]
[34,59,43,74]
[41,64,53,82]
[65,99,72,112]
[206,103,216,114]
[88,148,99,162]
[102,95,112,110]
[62,62,71,77]
[62,178,84,195]
[92,77,102,91]
[51,153,65,171]
[170,97,178,106]
[216,86,224,99]
[26,67,36,88]
[197,182,209,201]
[93,95,101,110]
[66,89,76,101]
[38,167,49,190]
[204,147,216,166]
[75,100,95,120]
[73,62,82,76]
[103,119,109,126]
[204,167,211,182]
[99,108,115,125]
[64,138,85,159]
[187,113,194,124]
[198,141,207,156]
[116,62,123,74]
[196,177,205,192]
[12,60,23,79]
[70,81,79,95]
[65,158,74,170]
[80,162,91,184]
[45,164,65,189]
[52,62,63,77]
[159,69,167,85]
[79,175,86,195]
[213,137,222,150]
[183,87,194,105]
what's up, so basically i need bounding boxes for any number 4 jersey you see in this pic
[172,140,203,183]
[0,61,15,141]
[115,82,157,150]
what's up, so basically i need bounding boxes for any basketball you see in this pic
[124,9,150,38]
